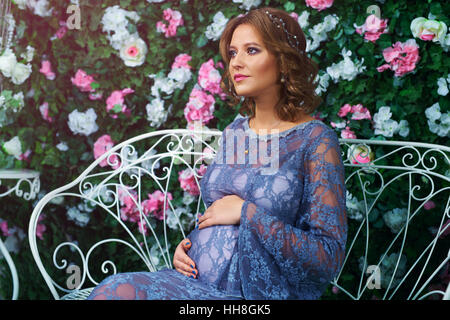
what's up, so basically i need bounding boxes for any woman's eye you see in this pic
[229,47,259,58]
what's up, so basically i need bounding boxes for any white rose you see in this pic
[119,34,148,67]
[10,63,32,85]
[67,108,99,136]
[13,0,28,9]
[0,48,17,77]
[3,136,22,160]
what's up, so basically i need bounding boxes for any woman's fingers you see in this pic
[174,238,197,278]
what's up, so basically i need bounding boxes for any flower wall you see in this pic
[0,0,448,299]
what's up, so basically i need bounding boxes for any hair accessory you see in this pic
[264,10,303,54]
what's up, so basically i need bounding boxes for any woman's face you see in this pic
[228,24,280,99]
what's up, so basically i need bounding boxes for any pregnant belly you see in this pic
[187,224,239,286]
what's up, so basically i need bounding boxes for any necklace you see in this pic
[245,117,283,154]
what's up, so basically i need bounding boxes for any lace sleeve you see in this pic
[239,126,347,296]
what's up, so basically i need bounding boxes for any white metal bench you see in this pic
[28,128,450,300]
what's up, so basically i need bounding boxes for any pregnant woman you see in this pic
[87,6,347,300]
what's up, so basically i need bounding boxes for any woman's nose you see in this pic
[231,51,245,70]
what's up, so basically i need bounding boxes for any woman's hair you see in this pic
[219,7,322,122]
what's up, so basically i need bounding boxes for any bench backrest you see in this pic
[28,129,450,300]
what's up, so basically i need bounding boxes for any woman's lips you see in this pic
[234,76,249,82]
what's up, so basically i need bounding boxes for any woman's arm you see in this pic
[240,127,348,284]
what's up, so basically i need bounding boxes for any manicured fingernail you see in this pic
[189,275,194,278]
[185,242,190,246]
[190,264,194,268]
[192,270,196,275]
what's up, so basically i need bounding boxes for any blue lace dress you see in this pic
[87,115,347,300]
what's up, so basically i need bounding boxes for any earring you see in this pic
[281,74,286,83]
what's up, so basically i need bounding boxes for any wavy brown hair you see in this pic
[219,7,322,122]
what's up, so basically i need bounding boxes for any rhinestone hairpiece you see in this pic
[265,10,302,53]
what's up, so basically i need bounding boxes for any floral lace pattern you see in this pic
[87,116,347,300]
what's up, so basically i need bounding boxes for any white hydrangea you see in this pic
[66,206,90,227]
[56,142,69,151]
[314,72,331,96]
[326,48,366,83]
[166,206,195,231]
[232,0,262,11]
[146,97,169,128]
[297,11,310,29]
[346,191,365,221]
[437,75,449,96]
[20,45,35,63]
[306,14,340,52]
[425,102,449,137]
[101,5,143,60]
[383,208,408,234]
[27,0,53,17]
[205,11,229,41]
[379,253,407,289]
[67,108,99,136]
[440,33,450,52]
[182,191,196,206]
[148,74,178,98]
[167,67,192,88]
[373,106,409,138]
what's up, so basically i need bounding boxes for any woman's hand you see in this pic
[197,195,245,230]
[173,238,198,279]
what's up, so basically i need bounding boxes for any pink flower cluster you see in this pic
[377,39,420,77]
[172,53,192,70]
[119,188,173,234]
[332,103,372,139]
[305,0,334,11]
[178,164,208,196]
[156,8,184,38]
[93,134,120,169]
[55,20,68,39]
[36,215,47,240]
[0,220,9,236]
[183,86,215,125]
[40,60,56,80]
[106,88,134,118]
[338,103,372,120]
[198,59,227,101]
[39,102,53,123]
[71,69,103,100]
[355,14,389,43]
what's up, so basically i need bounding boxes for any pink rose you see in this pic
[341,126,357,139]
[305,0,334,11]
[423,201,435,210]
[0,221,10,237]
[39,60,56,80]
[36,215,46,240]
[338,104,352,118]
[172,53,192,69]
[39,102,53,123]
[377,39,420,77]
[93,134,120,169]
[106,88,134,118]
[71,69,96,92]
[351,104,371,120]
